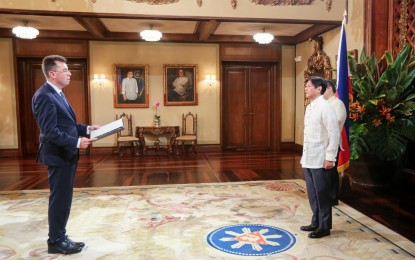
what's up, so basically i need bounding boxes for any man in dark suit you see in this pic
[32,55,98,254]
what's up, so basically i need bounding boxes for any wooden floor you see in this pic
[0,150,414,243]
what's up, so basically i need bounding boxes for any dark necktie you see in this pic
[60,92,69,107]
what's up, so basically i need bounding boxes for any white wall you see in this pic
[281,45,295,142]
[0,38,17,149]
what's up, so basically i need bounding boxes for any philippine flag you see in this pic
[336,17,352,172]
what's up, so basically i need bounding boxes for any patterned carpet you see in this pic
[0,180,414,259]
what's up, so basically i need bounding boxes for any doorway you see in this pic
[17,58,90,156]
[222,63,279,150]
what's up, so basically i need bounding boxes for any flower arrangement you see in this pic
[154,101,160,122]
[348,44,415,161]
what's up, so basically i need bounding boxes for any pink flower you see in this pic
[154,101,160,121]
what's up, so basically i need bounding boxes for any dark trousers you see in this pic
[304,168,332,229]
[330,148,341,204]
[47,163,78,243]
[330,168,339,204]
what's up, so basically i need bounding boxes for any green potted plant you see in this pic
[347,44,415,187]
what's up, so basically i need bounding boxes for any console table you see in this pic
[135,126,180,154]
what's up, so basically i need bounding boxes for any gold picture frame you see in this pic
[163,64,198,106]
[113,64,149,108]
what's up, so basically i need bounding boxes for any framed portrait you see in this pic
[163,64,198,106]
[113,64,149,108]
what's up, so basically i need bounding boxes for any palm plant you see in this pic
[348,44,415,161]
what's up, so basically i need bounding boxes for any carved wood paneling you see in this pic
[303,36,332,107]
[370,0,415,57]
[220,43,280,62]
[364,0,390,59]
[393,0,415,53]
[14,39,88,58]
[408,0,415,47]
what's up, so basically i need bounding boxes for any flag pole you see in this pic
[345,0,348,24]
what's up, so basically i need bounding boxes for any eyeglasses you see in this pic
[54,69,70,73]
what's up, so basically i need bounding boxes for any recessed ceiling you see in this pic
[101,18,197,34]
[0,11,340,44]
[215,22,313,37]
[0,14,86,31]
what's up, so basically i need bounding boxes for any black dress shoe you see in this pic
[66,236,85,248]
[308,228,330,238]
[300,225,317,232]
[48,238,83,254]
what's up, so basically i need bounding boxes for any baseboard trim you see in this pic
[294,143,303,153]
[279,142,297,151]
[0,149,20,158]
[90,144,222,155]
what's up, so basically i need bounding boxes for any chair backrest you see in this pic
[116,113,133,137]
[182,112,197,136]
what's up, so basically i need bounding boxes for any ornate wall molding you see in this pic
[126,0,179,4]
[197,0,237,9]
[250,0,312,5]
[324,0,332,12]
[52,0,96,2]
[53,0,331,11]
[248,0,332,11]
[231,0,237,9]
[197,0,330,10]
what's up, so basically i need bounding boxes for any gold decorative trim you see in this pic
[323,0,332,12]
[52,0,96,2]
[250,0,312,5]
[249,0,332,11]
[303,36,332,107]
[126,0,179,4]
[398,0,409,50]
[231,0,237,9]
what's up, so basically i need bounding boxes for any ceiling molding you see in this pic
[0,8,341,44]
[294,24,340,43]
[0,28,13,38]
[0,27,324,45]
[73,16,108,39]
[0,28,92,39]
[196,20,220,41]
[0,8,341,25]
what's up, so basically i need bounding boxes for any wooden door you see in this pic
[249,67,272,148]
[223,68,247,149]
[17,58,89,156]
[222,63,275,150]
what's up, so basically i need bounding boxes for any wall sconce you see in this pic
[205,74,216,86]
[94,73,105,86]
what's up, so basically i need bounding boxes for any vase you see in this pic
[347,154,403,189]
[154,119,160,127]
